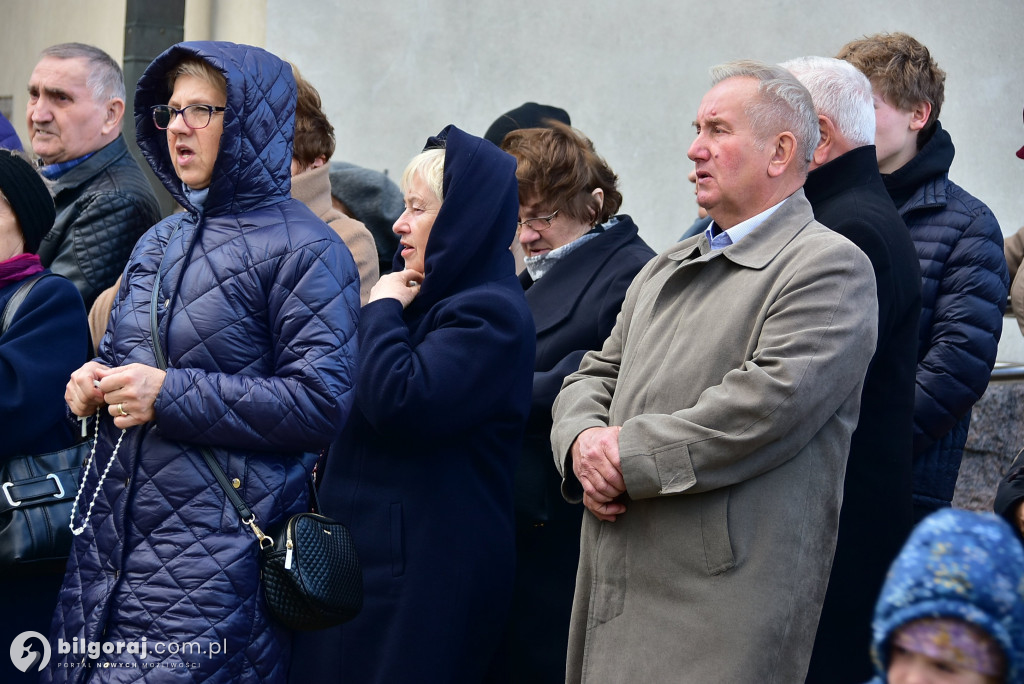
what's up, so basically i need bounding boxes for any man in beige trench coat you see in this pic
[551,60,879,683]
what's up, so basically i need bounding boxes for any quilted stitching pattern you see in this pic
[44,42,360,684]
[38,136,161,308]
[892,126,1009,506]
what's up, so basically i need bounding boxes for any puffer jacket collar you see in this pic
[133,41,295,218]
[882,122,954,212]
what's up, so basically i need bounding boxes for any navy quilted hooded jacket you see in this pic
[44,42,360,683]
[882,123,1008,511]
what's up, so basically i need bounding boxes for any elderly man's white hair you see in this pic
[709,60,820,168]
[780,56,876,148]
[40,42,126,103]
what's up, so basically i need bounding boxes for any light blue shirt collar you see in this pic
[704,200,785,250]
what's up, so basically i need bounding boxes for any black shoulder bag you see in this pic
[0,273,91,574]
[149,264,362,630]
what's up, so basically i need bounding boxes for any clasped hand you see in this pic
[66,361,167,429]
[571,426,627,522]
[368,268,424,309]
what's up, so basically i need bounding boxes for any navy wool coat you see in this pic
[44,42,360,684]
[291,126,535,684]
[0,270,89,684]
[501,216,653,683]
[1,272,89,458]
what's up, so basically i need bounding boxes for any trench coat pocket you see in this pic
[699,489,735,575]
[590,524,627,625]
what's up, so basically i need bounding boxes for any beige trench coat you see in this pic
[552,190,878,683]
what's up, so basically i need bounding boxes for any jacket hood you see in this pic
[134,41,295,216]
[397,125,519,314]
[881,122,954,207]
[870,508,1024,683]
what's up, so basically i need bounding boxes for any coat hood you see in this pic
[870,508,1024,683]
[134,41,295,216]
[395,125,519,314]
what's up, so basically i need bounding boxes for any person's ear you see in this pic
[767,131,797,178]
[590,187,605,225]
[101,98,125,135]
[811,115,835,168]
[908,100,932,132]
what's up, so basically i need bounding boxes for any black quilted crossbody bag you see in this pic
[149,260,363,630]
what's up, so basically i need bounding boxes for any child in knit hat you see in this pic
[865,508,1024,684]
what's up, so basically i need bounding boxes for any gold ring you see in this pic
[118,403,128,417]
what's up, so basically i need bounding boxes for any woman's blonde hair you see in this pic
[400,148,445,201]
[166,57,227,98]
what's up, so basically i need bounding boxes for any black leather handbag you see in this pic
[0,440,90,572]
[148,260,363,630]
[0,273,89,573]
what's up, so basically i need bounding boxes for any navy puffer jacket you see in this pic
[882,123,1008,511]
[44,42,360,683]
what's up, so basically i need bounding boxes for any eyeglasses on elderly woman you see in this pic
[151,104,226,130]
[517,209,559,231]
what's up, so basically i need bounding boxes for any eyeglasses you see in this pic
[151,104,226,130]
[517,209,559,231]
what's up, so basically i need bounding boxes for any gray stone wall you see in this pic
[953,381,1024,512]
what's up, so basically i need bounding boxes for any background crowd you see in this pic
[1,25,1023,684]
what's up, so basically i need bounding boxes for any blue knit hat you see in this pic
[870,508,1024,682]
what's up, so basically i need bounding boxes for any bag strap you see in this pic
[149,261,273,549]
[1,273,56,337]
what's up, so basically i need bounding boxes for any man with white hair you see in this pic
[551,60,878,682]
[27,42,159,308]
[782,55,922,684]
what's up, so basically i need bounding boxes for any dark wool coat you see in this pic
[43,41,360,684]
[37,135,160,309]
[0,271,89,684]
[802,146,921,684]
[1,272,90,458]
[881,123,1009,515]
[290,126,535,684]
[503,216,653,683]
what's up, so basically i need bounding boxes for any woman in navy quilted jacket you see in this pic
[290,126,535,683]
[50,42,360,683]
